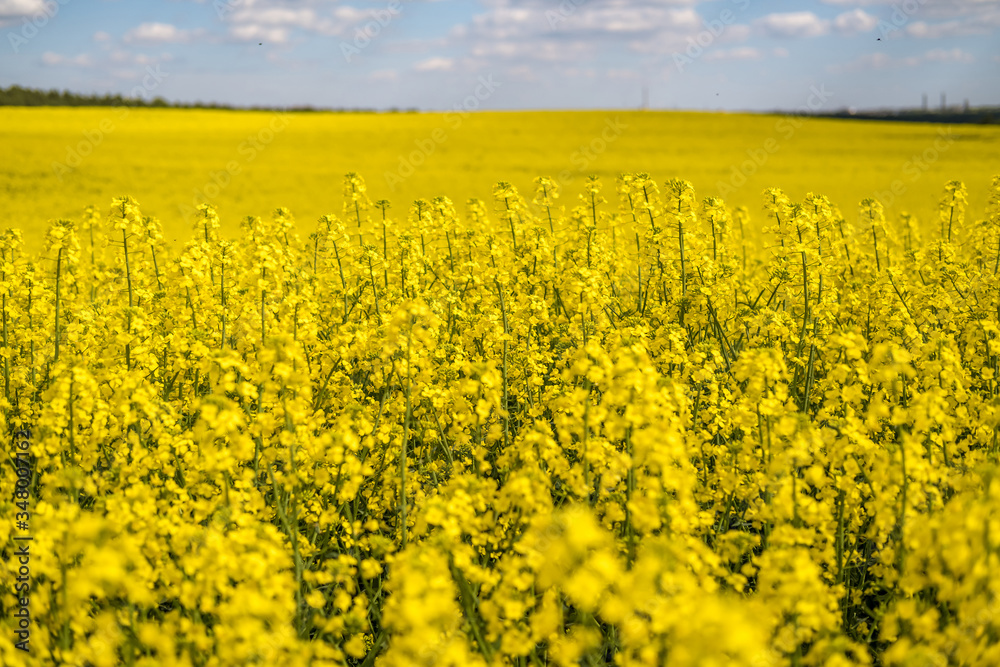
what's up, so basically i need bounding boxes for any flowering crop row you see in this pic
[2,172,1000,665]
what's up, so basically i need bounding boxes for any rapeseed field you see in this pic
[2,107,998,250]
[2,109,1000,666]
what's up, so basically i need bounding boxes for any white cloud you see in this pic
[471,38,595,62]
[0,0,47,17]
[905,19,988,38]
[40,51,93,67]
[722,24,753,42]
[462,2,722,57]
[109,50,160,66]
[0,0,68,27]
[229,7,316,29]
[93,31,112,43]
[864,52,895,69]
[220,1,406,42]
[704,46,763,62]
[414,56,455,72]
[833,9,879,34]
[332,6,372,25]
[923,47,975,62]
[363,0,754,74]
[822,0,1000,11]
[828,0,1000,32]
[124,22,193,44]
[830,48,975,72]
[754,12,830,38]
[229,23,289,44]
[565,6,702,34]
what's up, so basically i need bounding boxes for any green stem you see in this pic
[150,243,163,291]
[497,281,510,452]
[122,228,133,371]
[625,420,635,564]
[260,267,267,346]
[368,255,381,319]
[583,379,591,504]
[220,248,227,349]
[871,215,881,272]
[400,323,412,548]
[55,247,63,364]
[505,197,517,253]
[677,200,687,297]
[88,224,96,303]
[2,254,9,403]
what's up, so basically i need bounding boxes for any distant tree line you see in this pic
[815,106,1000,125]
[0,84,414,112]
[0,85,173,108]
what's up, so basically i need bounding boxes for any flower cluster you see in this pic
[2,172,999,666]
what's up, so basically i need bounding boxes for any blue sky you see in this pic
[2,0,998,111]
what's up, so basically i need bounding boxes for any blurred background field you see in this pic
[2,106,998,251]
